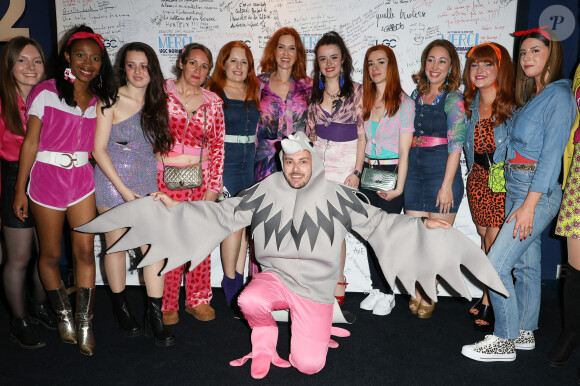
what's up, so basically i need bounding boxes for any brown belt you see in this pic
[504,163,537,171]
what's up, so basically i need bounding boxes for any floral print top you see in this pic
[364,93,415,158]
[410,89,466,154]
[255,73,313,181]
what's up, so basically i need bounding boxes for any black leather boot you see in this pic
[548,265,580,366]
[111,290,142,337]
[29,300,57,330]
[144,297,176,347]
[9,317,46,349]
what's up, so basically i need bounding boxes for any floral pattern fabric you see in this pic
[410,89,466,154]
[364,93,415,157]
[254,74,312,181]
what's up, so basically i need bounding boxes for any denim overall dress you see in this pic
[404,91,464,213]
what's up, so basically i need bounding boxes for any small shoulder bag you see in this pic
[360,136,398,192]
[478,118,506,193]
[163,108,206,190]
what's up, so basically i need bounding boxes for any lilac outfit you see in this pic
[94,110,157,208]
[26,79,97,210]
[254,74,312,181]
[307,83,364,183]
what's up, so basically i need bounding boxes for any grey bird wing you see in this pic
[355,211,508,301]
[75,196,249,274]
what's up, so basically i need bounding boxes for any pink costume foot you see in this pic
[229,326,290,379]
[328,326,351,348]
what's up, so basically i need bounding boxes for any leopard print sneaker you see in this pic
[514,330,535,350]
[461,335,517,362]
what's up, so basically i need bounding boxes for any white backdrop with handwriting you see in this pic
[56,0,518,295]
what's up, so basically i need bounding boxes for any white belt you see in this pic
[35,151,89,169]
[224,134,256,144]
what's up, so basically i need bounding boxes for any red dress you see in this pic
[159,79,225,311]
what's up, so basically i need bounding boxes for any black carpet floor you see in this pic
[0,283,577,385]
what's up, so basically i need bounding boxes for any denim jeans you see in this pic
[488,166,561,339]
[223,143,255,197]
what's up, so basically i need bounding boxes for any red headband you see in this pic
[513,26,550,41]
[66,32,105,51]
[467,43,502,69]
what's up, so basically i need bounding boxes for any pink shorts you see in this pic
[28,161,94,210]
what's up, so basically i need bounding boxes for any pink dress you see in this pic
[26,79,97,210]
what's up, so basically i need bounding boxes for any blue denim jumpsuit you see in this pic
[405,91,464,213]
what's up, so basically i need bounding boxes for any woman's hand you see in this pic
[151,192,180,208]
[507,205,535,241]
[12,191,29,222]
[377,189,401,202]
[424,218,452,229]
[308,129,317,142]
[436,185,454,215]
[343,173,359,188]
[120,187,143,202]
[202,190,218,202]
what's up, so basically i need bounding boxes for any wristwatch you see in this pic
[353,170,362,179]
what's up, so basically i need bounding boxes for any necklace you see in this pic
[480,101,492,112]
[272,72,290,85]
[324,89,340,99]
[179,86,201,108]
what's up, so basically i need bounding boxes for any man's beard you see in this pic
[284,173,309,189]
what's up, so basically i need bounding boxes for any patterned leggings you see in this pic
[157,167,213,311]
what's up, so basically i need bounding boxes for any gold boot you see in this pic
[75,287,96,356]
[46,282,77,344]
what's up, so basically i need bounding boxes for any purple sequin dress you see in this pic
[94,110,158,208]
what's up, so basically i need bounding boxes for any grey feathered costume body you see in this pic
[78,131,507,305]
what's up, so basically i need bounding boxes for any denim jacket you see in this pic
[463,91,509,172]
[494,79,577,195]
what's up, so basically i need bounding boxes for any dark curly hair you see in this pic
[55,24,117,110]
[310,31,354,105]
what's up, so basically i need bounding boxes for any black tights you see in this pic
[2,226,45,318]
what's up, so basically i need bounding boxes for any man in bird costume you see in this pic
[78,131,507,379]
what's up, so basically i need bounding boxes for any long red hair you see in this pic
[362,45,403,121]
[259,27,307,80]
[207,41,260,110]
[463,42,515,127]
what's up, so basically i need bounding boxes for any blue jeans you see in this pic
[223,143,255,197]
[488,167,561,339]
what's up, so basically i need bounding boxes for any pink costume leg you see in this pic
[287,289,334,375]
[161,265,183,312]
[184,256,213,308]
[230,272,291,379]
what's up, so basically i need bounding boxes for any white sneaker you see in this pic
[360,289,381,311]
[461,335,516,362]
[372,293,395,316]
[514,330,535,350]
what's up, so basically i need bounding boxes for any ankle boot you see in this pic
[46,282,77,344]
[144,297,176,347]
[76,287,96,356]
[10,317,46,349]
[29,300,57,330]
[222,272,243,306]
[111,290,142,337]
[548,265,580,366]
